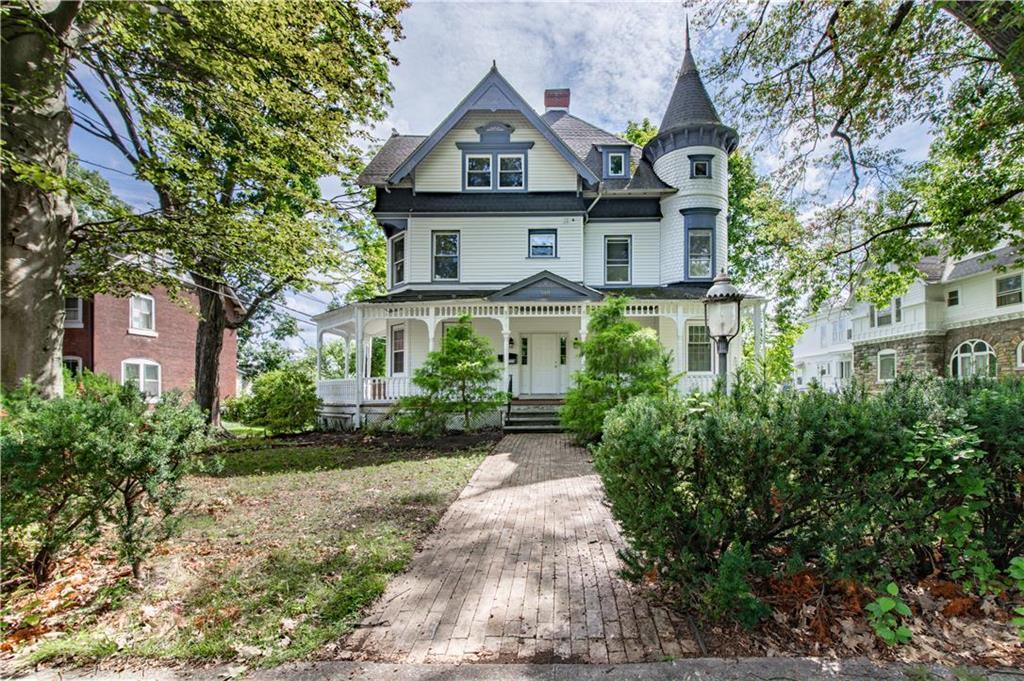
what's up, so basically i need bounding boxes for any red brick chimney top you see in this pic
[544,88,570,111]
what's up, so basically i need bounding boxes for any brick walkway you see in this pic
[342,433,698,663]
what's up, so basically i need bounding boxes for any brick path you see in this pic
[342,433,698,664]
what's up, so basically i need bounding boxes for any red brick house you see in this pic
[62,287,239,401]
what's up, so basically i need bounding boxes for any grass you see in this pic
[221,420,268,438]
[12,433,492,669]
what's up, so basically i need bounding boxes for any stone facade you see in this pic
[853,317,1024,387]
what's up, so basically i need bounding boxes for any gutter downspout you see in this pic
[584,184,603,224]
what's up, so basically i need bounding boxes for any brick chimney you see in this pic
[544,88,570,112]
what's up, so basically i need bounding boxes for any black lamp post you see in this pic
[703,271,745,389]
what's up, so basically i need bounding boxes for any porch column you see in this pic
[427,314,439,353]
[354,307,363,425]
[753,301,765,360]
[674,310,686,375]
[578,306,589,369]
[500,313,511,395]
[342,335,350,378]
[315,330,323,382]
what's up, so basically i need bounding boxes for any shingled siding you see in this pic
[853,318,1024,388]
[414,111,578,193]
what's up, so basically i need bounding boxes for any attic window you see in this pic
[608,153,625,177]
[689,154,713,179]
[465,154,492,189]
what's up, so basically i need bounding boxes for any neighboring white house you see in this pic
[793,247,1023,391]
[313,30,765,428]
[791,309,853,391]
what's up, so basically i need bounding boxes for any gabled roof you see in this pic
[945,246,1020,282]
[487,271,604,302]
[357,134,426,186]
[540,110,671,192]
[659,19,721,132]
[386,65,599,185]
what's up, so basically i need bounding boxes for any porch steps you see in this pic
[503,403,564,433]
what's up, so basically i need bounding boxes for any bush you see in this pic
[594,374,1024,626]
[239,369,318,434]
[561,296,674,442]
[1,373,209,583]
[395,315,505,436]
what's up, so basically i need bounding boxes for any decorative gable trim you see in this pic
[487,270,604,302]
[388,66,599,185]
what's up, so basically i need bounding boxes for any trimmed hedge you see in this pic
[594,375,1023,625]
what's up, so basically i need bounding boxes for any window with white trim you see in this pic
[528,229,556,258]
[950,339,997,378]
[839,360,852,380]
[122,359,161,399]
[604,236,631,284]
[877,350,896,382]
[687,229,713,279]
[432,231,459,281]
[390,324,406,375]
[947,289,959,307]
[129,294,155,333]
[63,356,82,375]
[390,233,405,285]
[687,325,713,373]
[64,297,83,328]
[1017,341,1024,368]
[996,273,1022,307]
[465,154,492,189]
[607,152,625,177]
[497,154,524,189]
[871,298,901,327]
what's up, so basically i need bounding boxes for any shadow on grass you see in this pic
[204,431,499,479]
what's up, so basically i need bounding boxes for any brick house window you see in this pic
[122,359,161,400]
[877,350,896,382]
[950,339,997,379]
[129,294,156,334]
[64,297,83,328]
[63,356,82,375]
[996,274,1022,307]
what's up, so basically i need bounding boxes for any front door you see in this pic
[530,334,560,394]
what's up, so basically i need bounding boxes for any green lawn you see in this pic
[17,433,493,668]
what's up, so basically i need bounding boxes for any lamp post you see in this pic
[703,271,745,389]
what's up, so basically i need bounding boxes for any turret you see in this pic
[647,20,738,285]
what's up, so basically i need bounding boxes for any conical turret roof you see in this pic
[658,18,721,132]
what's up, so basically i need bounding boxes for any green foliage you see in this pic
[232,370,319,435]
[561,296,673,443]
[594,374,1024,628]
[396,316,505,436]
[1009,557,1024,640]
[704,544,771,629]
[621,117,658,146]
[865,583,913,646]
[1,372,209,583]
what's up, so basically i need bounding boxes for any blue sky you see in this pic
[71,1,933,347]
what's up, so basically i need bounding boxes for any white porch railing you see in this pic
[317,378,358,404]
[678,374,718,394]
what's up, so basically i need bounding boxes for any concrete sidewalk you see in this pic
[7,659,1004,681]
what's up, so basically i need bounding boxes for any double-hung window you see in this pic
[687,325,713,372]
[996,274,1022,307]
[497,154,524,189]
[390,324,406,375]
[687,230,713,279]
[947,289,959,307]
[604,236,631,284]
[129,294,155,334]
[871,297,900,327]
[390,233,406,285]
[528,229,556,258]
[63,356,82,375]
[64,297,83,328]
[877,350,896,382]
[122,359,161,400]
[465,154,492,189]
[432,231,460,281]
[607,152,625,177]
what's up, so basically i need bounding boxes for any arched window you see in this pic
[1016,340,1024,368]
[949,340,997,378]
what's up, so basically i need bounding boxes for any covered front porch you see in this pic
[312,284,764,430]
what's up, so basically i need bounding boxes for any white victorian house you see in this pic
[314,34,765,428]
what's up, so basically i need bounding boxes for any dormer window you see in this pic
[465,155,492,189]
[600,146,631,180]
[608,153,625,177]
[498,154,524,189]
[689,154,713,179]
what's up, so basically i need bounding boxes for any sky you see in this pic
[71,1,934,349]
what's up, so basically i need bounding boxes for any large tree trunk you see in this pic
[1,1,83,398]
[944,1,1024,95]
[193,274,227,426]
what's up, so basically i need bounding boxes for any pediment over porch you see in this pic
[486,271,604,302]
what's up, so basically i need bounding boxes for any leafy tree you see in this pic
[396,316,505,436]
[1,1,405,418]
[236,369,318,435]
[700,1,1023,308]
[561,296,673,443]
[346,209,388,303]
[621,117,659,147]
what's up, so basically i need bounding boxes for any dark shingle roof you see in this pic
[541,110,670,191]
[659,43,721,133]
[946,246,1020,281]
[597,283,712,300]
[357,135,426,186]
[360,289,498,304]
[375,190,585,214]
